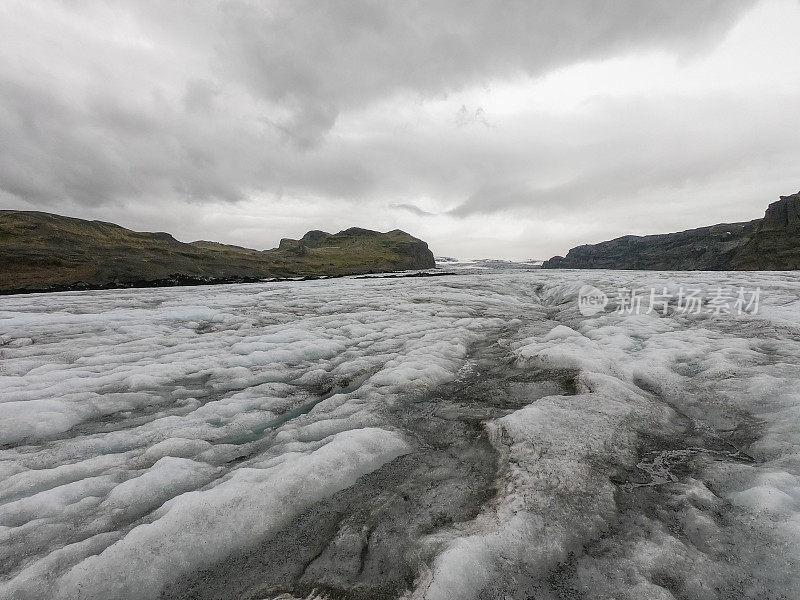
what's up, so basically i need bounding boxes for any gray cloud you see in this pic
[390,203,435,217]
[447,92,800,219]
[0,1,755,205]
[3,0,797,259]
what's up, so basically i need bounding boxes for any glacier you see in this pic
[1,270,799,599]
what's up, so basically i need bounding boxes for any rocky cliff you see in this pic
[543,192,800,271]
[732,193,800,270]
[0,211,436,294]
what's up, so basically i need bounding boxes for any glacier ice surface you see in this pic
[1,271,800,599]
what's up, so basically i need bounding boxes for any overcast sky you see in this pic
[2,0,799,259]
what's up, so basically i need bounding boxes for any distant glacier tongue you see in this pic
[1,272,799,600]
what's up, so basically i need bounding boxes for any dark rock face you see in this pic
[762,193,800,231]
[733,193,800,270]
[543,192,800,271]
[0,211,436,294]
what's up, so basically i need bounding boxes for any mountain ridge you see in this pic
[543,191,800,271]
[0,210,435,294]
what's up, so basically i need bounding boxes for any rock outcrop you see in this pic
[543,192,800,271]
[0,211,436,294]
[731,193,800,270]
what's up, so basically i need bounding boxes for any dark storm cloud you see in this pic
[209,0,756,137]
[0,0,757,211]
